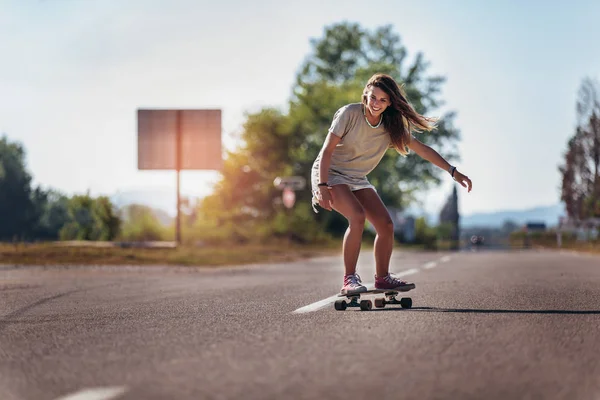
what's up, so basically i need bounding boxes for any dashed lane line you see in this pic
[54,387,127,400]
[423,261,437,269]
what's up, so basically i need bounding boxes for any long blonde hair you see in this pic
[362,73,437,155]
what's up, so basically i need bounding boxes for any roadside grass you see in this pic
[0,238,441,267]
[0,240,344,267]
[528,240,600,255]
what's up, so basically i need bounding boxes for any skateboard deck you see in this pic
[334,284,416,311]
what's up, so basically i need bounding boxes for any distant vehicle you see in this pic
[470,235,485,246]
[525,222,546,232]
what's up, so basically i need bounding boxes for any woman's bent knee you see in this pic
[378,219,394,237]
[349,209,366,226]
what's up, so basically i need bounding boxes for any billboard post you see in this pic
[137,109,222,245]
[175,111,182,244]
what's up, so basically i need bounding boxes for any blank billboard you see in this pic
[137,109,222,170]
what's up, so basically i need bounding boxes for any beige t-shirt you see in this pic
[327,103,392,178]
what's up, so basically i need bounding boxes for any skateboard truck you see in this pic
[334,287,414,311]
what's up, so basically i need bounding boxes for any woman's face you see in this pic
[365,86,390,117]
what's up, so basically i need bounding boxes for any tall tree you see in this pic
[199,22,462,241]
[33,190,71,239]
[560,78,600,220]
[290,22,461,210]
[0,135,36,240]
[560,134,586,219]
[59,193,121,241]
[439,185,460,249]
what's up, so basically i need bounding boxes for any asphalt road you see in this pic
[2,248,600,400]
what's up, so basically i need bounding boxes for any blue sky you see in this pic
[1,0,599,217]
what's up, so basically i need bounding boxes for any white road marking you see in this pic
[440,256,451,263]
[293,294,342,314]
[424,261,437,269]
[393,268,420,277]
[55,387,127,400]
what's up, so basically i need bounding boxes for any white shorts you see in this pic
[310,162,375,213]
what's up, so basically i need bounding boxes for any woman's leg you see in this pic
[330,185,366,276]
[353,188,394,278]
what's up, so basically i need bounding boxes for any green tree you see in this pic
[199,22,462,242]
[118,204,168,241]
[59,193,120,241]
[0,135,36,240]
[290,22,460,210]
[438,186,460,249]
[30,189,71,240]
[0,135,122,242]
[198,110,295,240]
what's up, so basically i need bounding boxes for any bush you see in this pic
[190,201,333,245]
[117,204,170,241]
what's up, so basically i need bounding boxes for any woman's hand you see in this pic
[317,186,334,211]
[453,170,472,192]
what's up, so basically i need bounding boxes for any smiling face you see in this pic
[365,86,390,118]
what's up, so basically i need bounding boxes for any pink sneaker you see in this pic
[341,274,367,295]
[374,274,416,291]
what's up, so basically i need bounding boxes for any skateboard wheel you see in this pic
[400,297,412,309]
[334,300,347,311]
[348,297,360,307]
[374,298,386,308]
[359,299,372,311]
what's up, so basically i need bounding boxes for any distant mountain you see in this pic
[110,189,180,226]
[459,204,566,228]
[111,189,178,216]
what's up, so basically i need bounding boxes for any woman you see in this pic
[311,73,472,295]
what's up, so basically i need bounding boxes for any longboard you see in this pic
[335,284,416,311]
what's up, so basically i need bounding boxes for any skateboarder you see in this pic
[311,73,472,295]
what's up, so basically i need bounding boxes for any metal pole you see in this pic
[176,110,182,245]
